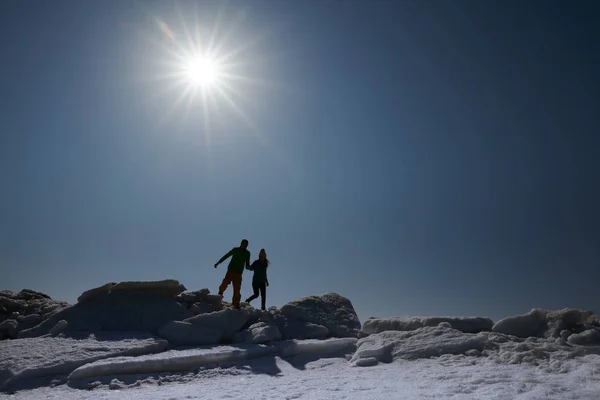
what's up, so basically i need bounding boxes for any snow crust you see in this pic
[0,332,167,392]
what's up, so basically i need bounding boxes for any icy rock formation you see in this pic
[264,309,330,340]
[175,288,224,316]
[280,292,361,337]
[351,323,492,366]
[158,321,223,346]
[361,316,493,336]
[77,280,187,303]
[232,321,282,344]
[19,281,189,338]
[0,289,69,339]
[492,308,595,339]
[567,327,600,346]
[545,308,594,338]
[183,308,252,339]
[0,319,18,340]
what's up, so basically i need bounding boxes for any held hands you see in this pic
[266,281,269,287]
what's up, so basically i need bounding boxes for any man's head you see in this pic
[240,239,249,249]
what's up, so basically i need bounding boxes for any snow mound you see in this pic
[280,293,361,337]
[19,292,188,338]
[67,338,356,382]
[361,316,493,335]
[351,324,491,366]
[492,308,594,339]
[0,332,167,392]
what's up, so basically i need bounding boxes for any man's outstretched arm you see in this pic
[214,249,234,268]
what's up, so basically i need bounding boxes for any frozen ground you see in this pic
[2,325,600,399]
[4,350,600,400]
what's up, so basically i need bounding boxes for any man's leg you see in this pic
[231,272,242,308]
[218,271,233,295]
[245,281,260,303]
[259,283,266,310]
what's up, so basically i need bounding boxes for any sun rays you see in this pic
[139,4,271,143]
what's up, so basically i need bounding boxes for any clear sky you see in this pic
[1,0,599,323]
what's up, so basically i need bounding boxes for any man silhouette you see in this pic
[214,239,250,309]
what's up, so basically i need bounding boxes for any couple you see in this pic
[213,239,270,310]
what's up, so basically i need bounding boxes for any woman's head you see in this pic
[259,249,269,264]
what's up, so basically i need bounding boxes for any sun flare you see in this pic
[185,54,221,87]
[145,8,276,142]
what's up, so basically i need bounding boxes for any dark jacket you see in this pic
[216,247,250,273]
[248,259,268,283]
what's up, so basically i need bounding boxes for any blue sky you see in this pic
[1,0,599,322]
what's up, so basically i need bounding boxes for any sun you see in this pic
[145,8,275,139]
[185,54,221,87]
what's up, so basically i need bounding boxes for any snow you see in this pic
[0,332,167,392]
[6,346,600,399]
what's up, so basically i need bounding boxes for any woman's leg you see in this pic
[259,283,266,310]
[245,281,260,303]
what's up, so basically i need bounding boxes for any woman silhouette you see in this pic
[245,248,270,310]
